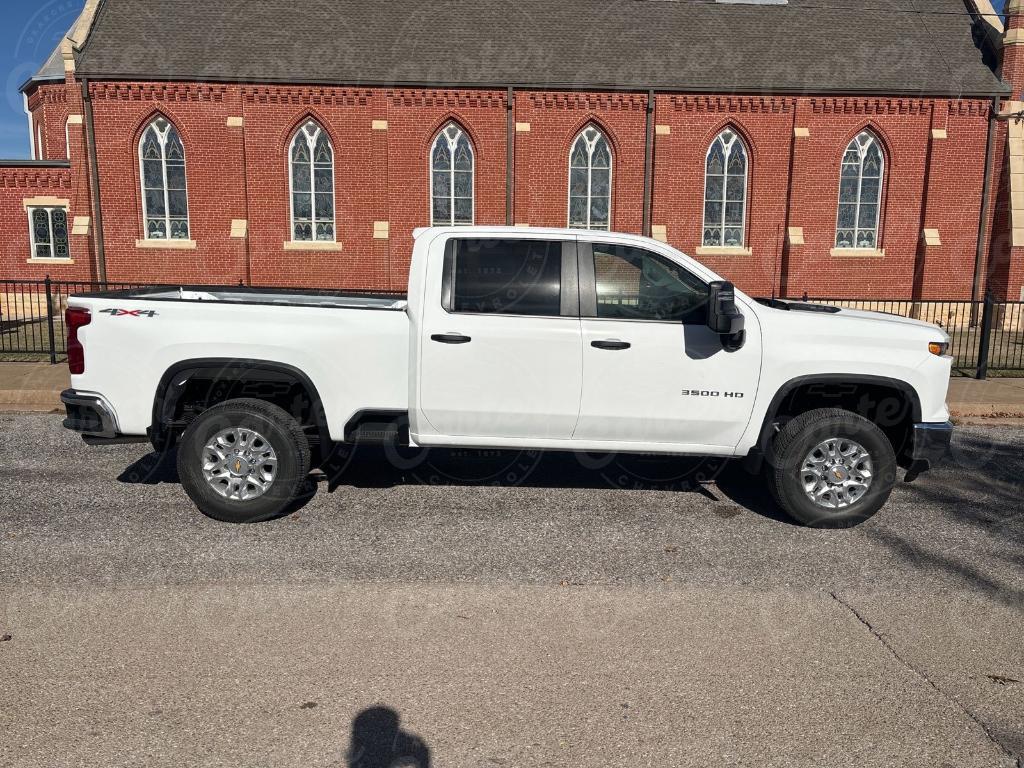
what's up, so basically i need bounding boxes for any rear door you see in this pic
[417,236,583,440]
[573,240,761,450]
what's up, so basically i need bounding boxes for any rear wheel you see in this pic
[177,398,311,523]
[767,408,896,528]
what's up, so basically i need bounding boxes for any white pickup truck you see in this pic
[61,226,953,527]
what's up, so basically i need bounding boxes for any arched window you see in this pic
[139,117,190,240]
[568,125,612,230]
[290,120,335,242]
[431,122,474,226]
[703,129,748,248]
[836,131,884,249]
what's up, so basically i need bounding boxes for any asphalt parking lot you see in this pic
[1,413,1023,767]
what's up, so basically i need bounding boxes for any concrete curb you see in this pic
[0,402,62,413]
[0,394,62,412]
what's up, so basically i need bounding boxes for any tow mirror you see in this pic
[706,281,745,350]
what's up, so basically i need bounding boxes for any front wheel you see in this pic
[767,408,896,528]
[177,399,312,523]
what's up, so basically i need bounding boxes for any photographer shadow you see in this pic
[346,706,430,768]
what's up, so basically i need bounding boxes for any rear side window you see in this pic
[449,239,563,316]
[591,243,709,323]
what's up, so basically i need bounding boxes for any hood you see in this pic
[755,298,949,339]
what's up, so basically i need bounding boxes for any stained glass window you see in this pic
[835,131,884,249]
[702,129,748,248]
[431,123,474,226]
[568,125,612,231]
[28,207,70,259]
[138,117,190,240]
[290,120,335,242]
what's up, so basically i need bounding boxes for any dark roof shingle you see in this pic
[74,0,1007,96]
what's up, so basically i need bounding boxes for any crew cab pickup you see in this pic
[61,227,953,527]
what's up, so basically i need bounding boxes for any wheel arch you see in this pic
[151,358,331,450]
[756,374,922,461]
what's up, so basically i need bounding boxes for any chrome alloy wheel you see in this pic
[202,427,278,501]
[800,437,874,510]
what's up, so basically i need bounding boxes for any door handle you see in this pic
[431,333,472,345]
[591,339,631,351]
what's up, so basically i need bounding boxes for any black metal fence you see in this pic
[1,277,1022,376]
[0,278,146,364]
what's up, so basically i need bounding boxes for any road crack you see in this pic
[830,591,1021,768]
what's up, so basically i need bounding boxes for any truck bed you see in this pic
[67,283,412,439]
[77,285,408,311]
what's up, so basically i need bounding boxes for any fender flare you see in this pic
[755,373,923,452]
[150,357,330,446]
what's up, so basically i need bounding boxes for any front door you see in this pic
[573,241,761,450]
[418,236,583,440]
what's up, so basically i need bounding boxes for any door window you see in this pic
[591,244,709,323]
[448,239,563,316]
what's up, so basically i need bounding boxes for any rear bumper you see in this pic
[61,389,119,439]
[908,421,954,473]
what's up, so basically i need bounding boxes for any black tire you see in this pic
[766,408,896,528]
[176,398,312,523]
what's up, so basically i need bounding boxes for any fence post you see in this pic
[44,275,57,365]
[975,292,994,380]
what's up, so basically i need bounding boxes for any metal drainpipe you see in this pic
[641,89,655,237]
[970,94,1001,311]
[239,108,252,285]
[81,77,107,283]
[506,86,514,226]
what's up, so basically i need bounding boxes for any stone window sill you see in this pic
[26,257,74,264]
[284,241,343,252]
[695,246,753,257]
[136,239,198,250]
[830,247,885,258]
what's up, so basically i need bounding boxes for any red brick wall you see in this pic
[0,165,87,281]
[0,76,1014,301]
[991,4,1024,302]
[28,84,71,161]
[86,82,248,285]
[652,95,794,298]
[515,91,648,235]
[387,89,509,291]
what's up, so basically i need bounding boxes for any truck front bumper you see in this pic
[61,389,119,439]
[907,421,954,477]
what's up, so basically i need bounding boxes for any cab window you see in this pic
[446,238,563,316]
[590,244,709,323]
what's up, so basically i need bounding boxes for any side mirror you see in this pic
[707,281,744,336]
[706,281,746,352]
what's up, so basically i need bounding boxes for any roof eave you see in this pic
[71,71,1013,99]
[0,159,72,168]
[19,75,67,95]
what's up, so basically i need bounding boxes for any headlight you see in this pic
[928,341,950,356]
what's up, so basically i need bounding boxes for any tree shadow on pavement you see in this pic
[867,428,1024,610]
[347,706,430,768]
[114,427,1024,560]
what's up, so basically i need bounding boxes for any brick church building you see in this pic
[3,0,1024,301]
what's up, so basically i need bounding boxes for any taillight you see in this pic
[66,307,91,374]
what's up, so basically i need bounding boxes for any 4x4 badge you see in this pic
[99,309,158,317]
